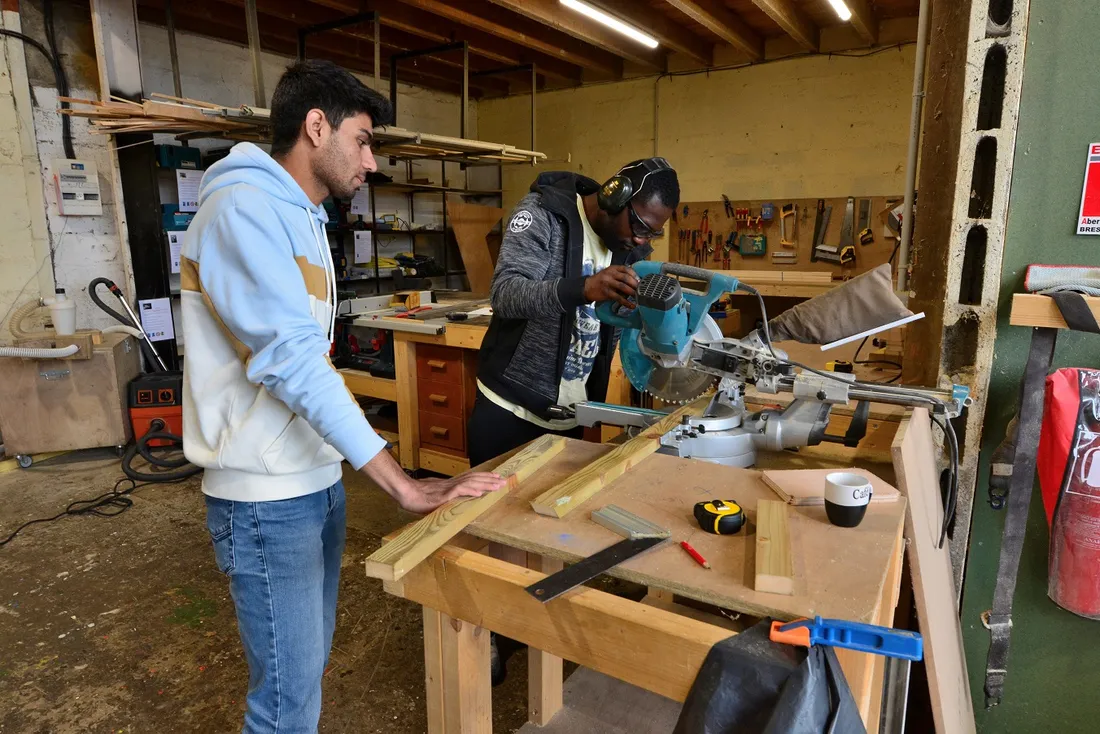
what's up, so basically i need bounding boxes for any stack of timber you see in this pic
[60,94,547,166]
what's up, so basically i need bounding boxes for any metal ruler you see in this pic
[525,536,668,603]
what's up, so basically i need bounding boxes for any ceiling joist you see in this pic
[844,0,880,45]
[308,0,587,84]
[482,0,666,71]
[751,0,819,52]
[588,0,714,67]
[665,0,765,61]
[385,0,626,77]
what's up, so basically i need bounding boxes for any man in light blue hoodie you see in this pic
[180,61,505,732]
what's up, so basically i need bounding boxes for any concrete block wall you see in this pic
[478,48,916,261]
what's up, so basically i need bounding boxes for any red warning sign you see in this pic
[1078,143,1100,235]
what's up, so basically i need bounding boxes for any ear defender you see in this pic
[597,157,673,214]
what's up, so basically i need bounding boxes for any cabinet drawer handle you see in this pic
[430,426,449,438]
[429,394,448,405]
[427,360,447,370]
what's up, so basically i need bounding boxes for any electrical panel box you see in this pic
[53,159,103,215]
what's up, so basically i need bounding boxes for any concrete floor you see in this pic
[0,452,535,733]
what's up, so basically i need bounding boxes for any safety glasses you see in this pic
[628,203,663,240]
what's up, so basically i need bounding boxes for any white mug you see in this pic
[824,472,873,528]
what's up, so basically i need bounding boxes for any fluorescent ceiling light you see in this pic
[560,0,659,49]
[826,0,854,21]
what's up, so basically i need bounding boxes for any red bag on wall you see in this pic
[1037,368,1100,619]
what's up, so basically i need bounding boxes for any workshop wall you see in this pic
[1,5,65,338]
[479,47,915,261]
[961,1,1100,731]
[0,0,477,339]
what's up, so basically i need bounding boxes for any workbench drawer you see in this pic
[419,412,465,454]
[417,378,465,418]
[416,344,464,385]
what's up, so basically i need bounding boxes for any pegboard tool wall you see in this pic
[670,196,902,278]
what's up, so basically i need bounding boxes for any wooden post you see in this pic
[440,612,492,733]
[527,554,564,725]
[423,608,446,734]
[395,335,420,470]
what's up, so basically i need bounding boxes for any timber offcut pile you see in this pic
[59,94,546,165]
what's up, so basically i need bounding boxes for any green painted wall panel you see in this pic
[962,1,1100,731]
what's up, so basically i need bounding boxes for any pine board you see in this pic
[447,199,504,296]
[530,397,710,519]
[364,435,566,581]
[891,409,975,734]
[755,500,795,595]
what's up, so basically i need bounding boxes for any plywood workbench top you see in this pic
[466,438,906,623]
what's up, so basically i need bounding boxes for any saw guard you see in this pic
[620,314,722,403]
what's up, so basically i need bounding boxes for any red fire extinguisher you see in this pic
[1038,368,1100,619]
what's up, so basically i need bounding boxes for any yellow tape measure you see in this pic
[693,499,746,535]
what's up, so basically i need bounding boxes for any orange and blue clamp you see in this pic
[769,616,923,662]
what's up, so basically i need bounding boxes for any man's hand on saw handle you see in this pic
[360,449,506,514]
[584,265,639,308]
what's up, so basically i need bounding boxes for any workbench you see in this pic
[340,315,634,474]
[380,432,917,733]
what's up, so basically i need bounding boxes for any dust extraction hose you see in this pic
[122,419,202,483]
[0,344,79,359]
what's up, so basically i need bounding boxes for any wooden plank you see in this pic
[751,0,819,51]
[383,544,731,702]
[761,468,900,506]
[890,409,975,734]
[665,0,765,60]
[530,397,710,518]
[394,335,420,470]
[528,554,565,726]
[755,500,794,595]
[421,448,471,477]
[1010,292,1100,329]
[423,608,446,734]
[365,435,567,581]
[400,324,487,350]
[470,439,906,623]
[447,200,504,296]
[339,368,397,401]
[440,612,492,733]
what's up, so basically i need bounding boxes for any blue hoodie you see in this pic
[180,142,385,501]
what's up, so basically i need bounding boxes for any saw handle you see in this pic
[660,262,716,282]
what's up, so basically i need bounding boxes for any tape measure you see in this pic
[693,499,746,535]
[827,360,853,373]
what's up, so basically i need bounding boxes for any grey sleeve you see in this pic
[490,197,587,319]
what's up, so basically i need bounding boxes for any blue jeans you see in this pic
[204,481,346,733]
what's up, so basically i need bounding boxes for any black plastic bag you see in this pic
[674,619,867,734]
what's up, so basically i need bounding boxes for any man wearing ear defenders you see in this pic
[468,157,678,681]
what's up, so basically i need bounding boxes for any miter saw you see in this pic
[558,261,970,469]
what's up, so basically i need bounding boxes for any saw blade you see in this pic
[643,366,716,404]
[618,314,723,404]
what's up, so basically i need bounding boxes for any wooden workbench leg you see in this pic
[835,527,906,729]
[395,335,420,471]
[440,611,492,733]
[423,607,446,734]
[527,554,564,726]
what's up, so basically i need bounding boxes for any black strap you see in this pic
[983,327,1057,707]
[1051,291,1100,333]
